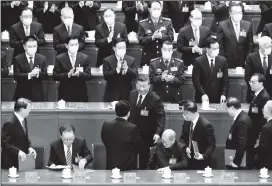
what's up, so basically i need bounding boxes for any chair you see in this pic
[149,146,156,158]
[1,47,14,66]
[91,143,106,170]
[211,144,225,169]
[33,146,46,169]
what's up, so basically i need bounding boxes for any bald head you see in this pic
[161,129,176,148]
[263,100,272,120]
[61,7,74,16]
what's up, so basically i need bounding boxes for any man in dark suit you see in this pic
[138,1,173,66]
[177,9,210,67]
[257,100,272,169]
[48,124,93,169]
[162,1,194,33]
[256,1,272,34]
[193,36,229,103]
[73,1,101,32]
[147,129,188,170]
[10,7,45,58]
[103,38,138,102]
[1,50,9,78]
[179,100,216,170]
[225,97,253,169]
[1,98,37,169]
[101,100,142,170]
[210,1,230,34]
[262,23,272,38]
[129,74,165,169]
[53,7,85,55]
[95,8,128,67]
[217,4,253,68]
[122,1,149,33]
[149,40,186,103]
[245,36,272,102]
[53,36,92,102]
[13,36,48,102]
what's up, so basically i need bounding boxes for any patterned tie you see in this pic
[194,29,199,45]
[263,56,268,75]
[109,26,112,33]
[66,146,72,166]
[136,95,143,108]
[25,26,30,36]
[29,57,34,69]
[210,59,214,74]
[188,122,194,150]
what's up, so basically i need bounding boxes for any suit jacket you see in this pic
[101,117,143,170]
[210,1,229,33]
[226,111,253,166]
[180,116,216,169]
[248,89,270,139]
[162,1,194,33]
[53,52,92,102]
[177,25,210,66]
[218,19,253,68]
[147,141,188,170]
[95,22,128,67]
[129,89,166,146]
[256,2,272,34]
[13,53,47,101]
[192,54,229,103]
[35,7,61,33]
[245,52,272,101]
[73,2,101,31]
[257,119,272,169]
[1,113,31,169]
[122,1,149,33]
[262,23,272,37]
[103,54,138,102]
[1,50,9,77]
[10,21,45,58]
[53,23,85,54]
[48,137,93,167]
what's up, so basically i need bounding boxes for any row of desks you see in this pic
[2,169,271,186]
[1,102,250,169]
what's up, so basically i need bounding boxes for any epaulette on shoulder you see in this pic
[151,57,160,62]
[162,17,171,21]
[140,18,148,23]
[174,58,183,62]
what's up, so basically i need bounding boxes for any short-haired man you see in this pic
[2,98,37,169]
[101,100,142,170]
[48,124,93,169]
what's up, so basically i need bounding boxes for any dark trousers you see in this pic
[139,145,150,169]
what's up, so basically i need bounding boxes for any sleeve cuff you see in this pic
[28,73,32,80]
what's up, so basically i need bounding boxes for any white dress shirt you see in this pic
[231,20,240,40]
[191,114,199,131]
[63,144,72,161]
[68,52,77,68]
[206,54,215,67]
[23,24,31,36]
[191,25,200,44]
[136,92,148,105]
[25,53,37,80]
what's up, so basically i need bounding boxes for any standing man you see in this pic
[192,36,229,103]
[101,100,142,170]
[10,7,45,58]
[53,7,85,55]
[245,36,272,102]
[179,100,216,170]
[129,74,165,169]
[217,4,253,68]
[1,98,37,169]
[177,9,210,67]
[13,36,48,102]
[262,23,272,37]
[149,40,186,103]
[210,1,230,34]
[138,1,173,66]
[103,38,138,102]
[95,8,128,67]
[225,97,253,169]
[256,2,272,34]
[53,36,92,102]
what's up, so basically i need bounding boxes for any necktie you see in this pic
[29,57,34,69]
[165,60,169,69]
[263,56,268,74]
[210,59,214,74]
[136,95,143,108]
[21,120,26,134]
[235,23,239,41]
[109,26,112,33]
[194,29,199,45]
[71,55,76,68]
[66,146,72,166]
[25,26,30,36]
[68,26,71,36]
[188,122,194,150]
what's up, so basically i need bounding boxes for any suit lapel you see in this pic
[231,111,243,132]
[188,25,195,42]
[72,138,78,163]
[13,113,26,135]
[268,55,272,70]
[192,117,201,140]
[199,27,206,45]
[61,24,69,38]
[256,52,264,74]
[227,19,238,42]
[103,22,110,37]
[203,55,212,77]
[33,54,40,68]
[74,53,82,68]
[22,54,32,72]
[58,141,67,165]
[148,17,156,33]
[64,53,73,69]
[30,22,34,36]
[18,22,26,38]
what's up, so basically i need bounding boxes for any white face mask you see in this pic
[231,14,242,23]
[68,46,78,54]
[26,47,37,56]
[162,51,173,61]
[116,49,126,59]
[209,49,219,58]
[63,18,73,26]
[263,48,272,56]
[104,17,115,26]
[192,20,202,28]
[22,18,32,26]
[151,10,161,19]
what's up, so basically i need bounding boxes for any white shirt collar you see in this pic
[234,109,243,121]
[255,88,264,97]
[231,20,240,28]
[106,23,114,31]
[191,24,200,30]
[14,112,24,123]
[137,92,148,104]
[206,54,215,65]
[191,114,199,130]
[259,51,268,64]
[63,144,72,159]
[25,52,35,61]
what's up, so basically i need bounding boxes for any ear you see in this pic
[65,43,68,49]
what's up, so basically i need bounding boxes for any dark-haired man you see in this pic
[129,74,165,169]
[53,36,92,102]
[13,36,48,102]
[2,98,36,169]
[179,100,215,169]
[10,7,45,58]
[101,100,142,170]
[48,124,93,169]
[192,36,229,103]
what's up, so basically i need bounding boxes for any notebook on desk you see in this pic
[18,154,35,171]
[224,149,246,167]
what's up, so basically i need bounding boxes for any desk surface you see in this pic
[1,169,271,186]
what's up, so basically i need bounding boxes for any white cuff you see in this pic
[28,73,32,80]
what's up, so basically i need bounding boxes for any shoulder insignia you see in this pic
[140,19,148,23]
[151,57,160,62]
[162,17,171,21]
[174,58,183,62]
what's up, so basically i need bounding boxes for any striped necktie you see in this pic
[66,146,72,166]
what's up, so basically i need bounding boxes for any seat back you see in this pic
[149,146,156,158]
[33,146,46,169]
[91,143,106,169]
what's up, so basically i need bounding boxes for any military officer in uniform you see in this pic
[149,41,186,103]
[138,1,174,66]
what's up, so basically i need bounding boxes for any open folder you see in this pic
[18,154,35,171]
[224,149,246,167]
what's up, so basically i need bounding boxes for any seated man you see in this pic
[48,124,93,169]
[147,129,188,171]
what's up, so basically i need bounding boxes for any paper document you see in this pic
[224,149,246,167]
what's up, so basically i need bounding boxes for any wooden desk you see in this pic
[2,170,271,186]
[1,102,250,169]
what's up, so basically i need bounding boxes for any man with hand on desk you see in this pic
[1,98,37,169]
[53,36,92,102]
[179,100,216,170]
[48,124,93,169]
[13,36,48,102]
[103,37,138,102]
[147,129,188,171]
[129,74,165,169]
